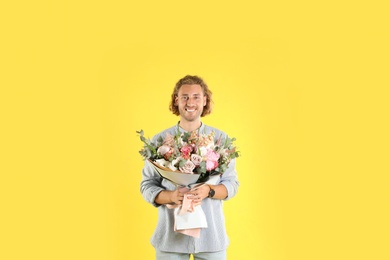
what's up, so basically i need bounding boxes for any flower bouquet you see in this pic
[137,127,239,237]
[137,128,239,187]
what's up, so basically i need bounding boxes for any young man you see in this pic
[140,75,239,260]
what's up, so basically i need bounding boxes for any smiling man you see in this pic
[140,75,240,260]
[175,85,206,126]
[170,78,209,131]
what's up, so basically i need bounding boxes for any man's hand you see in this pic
[169,189,185,205]
[187,184,211,206]
[155,188,185,205]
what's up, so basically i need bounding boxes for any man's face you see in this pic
[175,84,207,123]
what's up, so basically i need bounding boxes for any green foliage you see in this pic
[136,130,158,160]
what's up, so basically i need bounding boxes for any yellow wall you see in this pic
[1,1,389,259]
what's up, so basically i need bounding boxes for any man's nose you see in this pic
[186,97,195,105]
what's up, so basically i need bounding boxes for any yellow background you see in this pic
[1,1,389,259]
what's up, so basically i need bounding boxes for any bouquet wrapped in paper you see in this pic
[137,128,239,237]
[137,128,239,185]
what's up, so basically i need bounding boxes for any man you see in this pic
[140,75,239,260]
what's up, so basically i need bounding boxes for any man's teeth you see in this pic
[186,108,195,112]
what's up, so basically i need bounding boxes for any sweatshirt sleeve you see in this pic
[140,160,165,207]
[219,158,240,200]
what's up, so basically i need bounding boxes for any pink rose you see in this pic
[205,150,220,171]
[179,160,196,173]
[180,145,193,160]
[206,160,219,171]
[190,154,202,166]
[158,145,174,160]
[206,149,220,162]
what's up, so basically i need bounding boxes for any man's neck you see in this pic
[179,120,202,132]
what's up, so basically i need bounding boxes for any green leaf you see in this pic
[179,158,186,167]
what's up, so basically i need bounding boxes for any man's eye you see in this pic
[181,97,188,100]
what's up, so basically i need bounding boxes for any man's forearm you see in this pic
[155,190,174,205]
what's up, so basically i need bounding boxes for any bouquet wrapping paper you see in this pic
[148,159,220,237]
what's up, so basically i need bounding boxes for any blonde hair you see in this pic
[169,75,213,117]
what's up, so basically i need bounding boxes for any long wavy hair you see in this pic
[169,75,213,117]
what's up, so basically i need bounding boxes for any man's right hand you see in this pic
[155,188,186,205]
[169,189,185,205]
